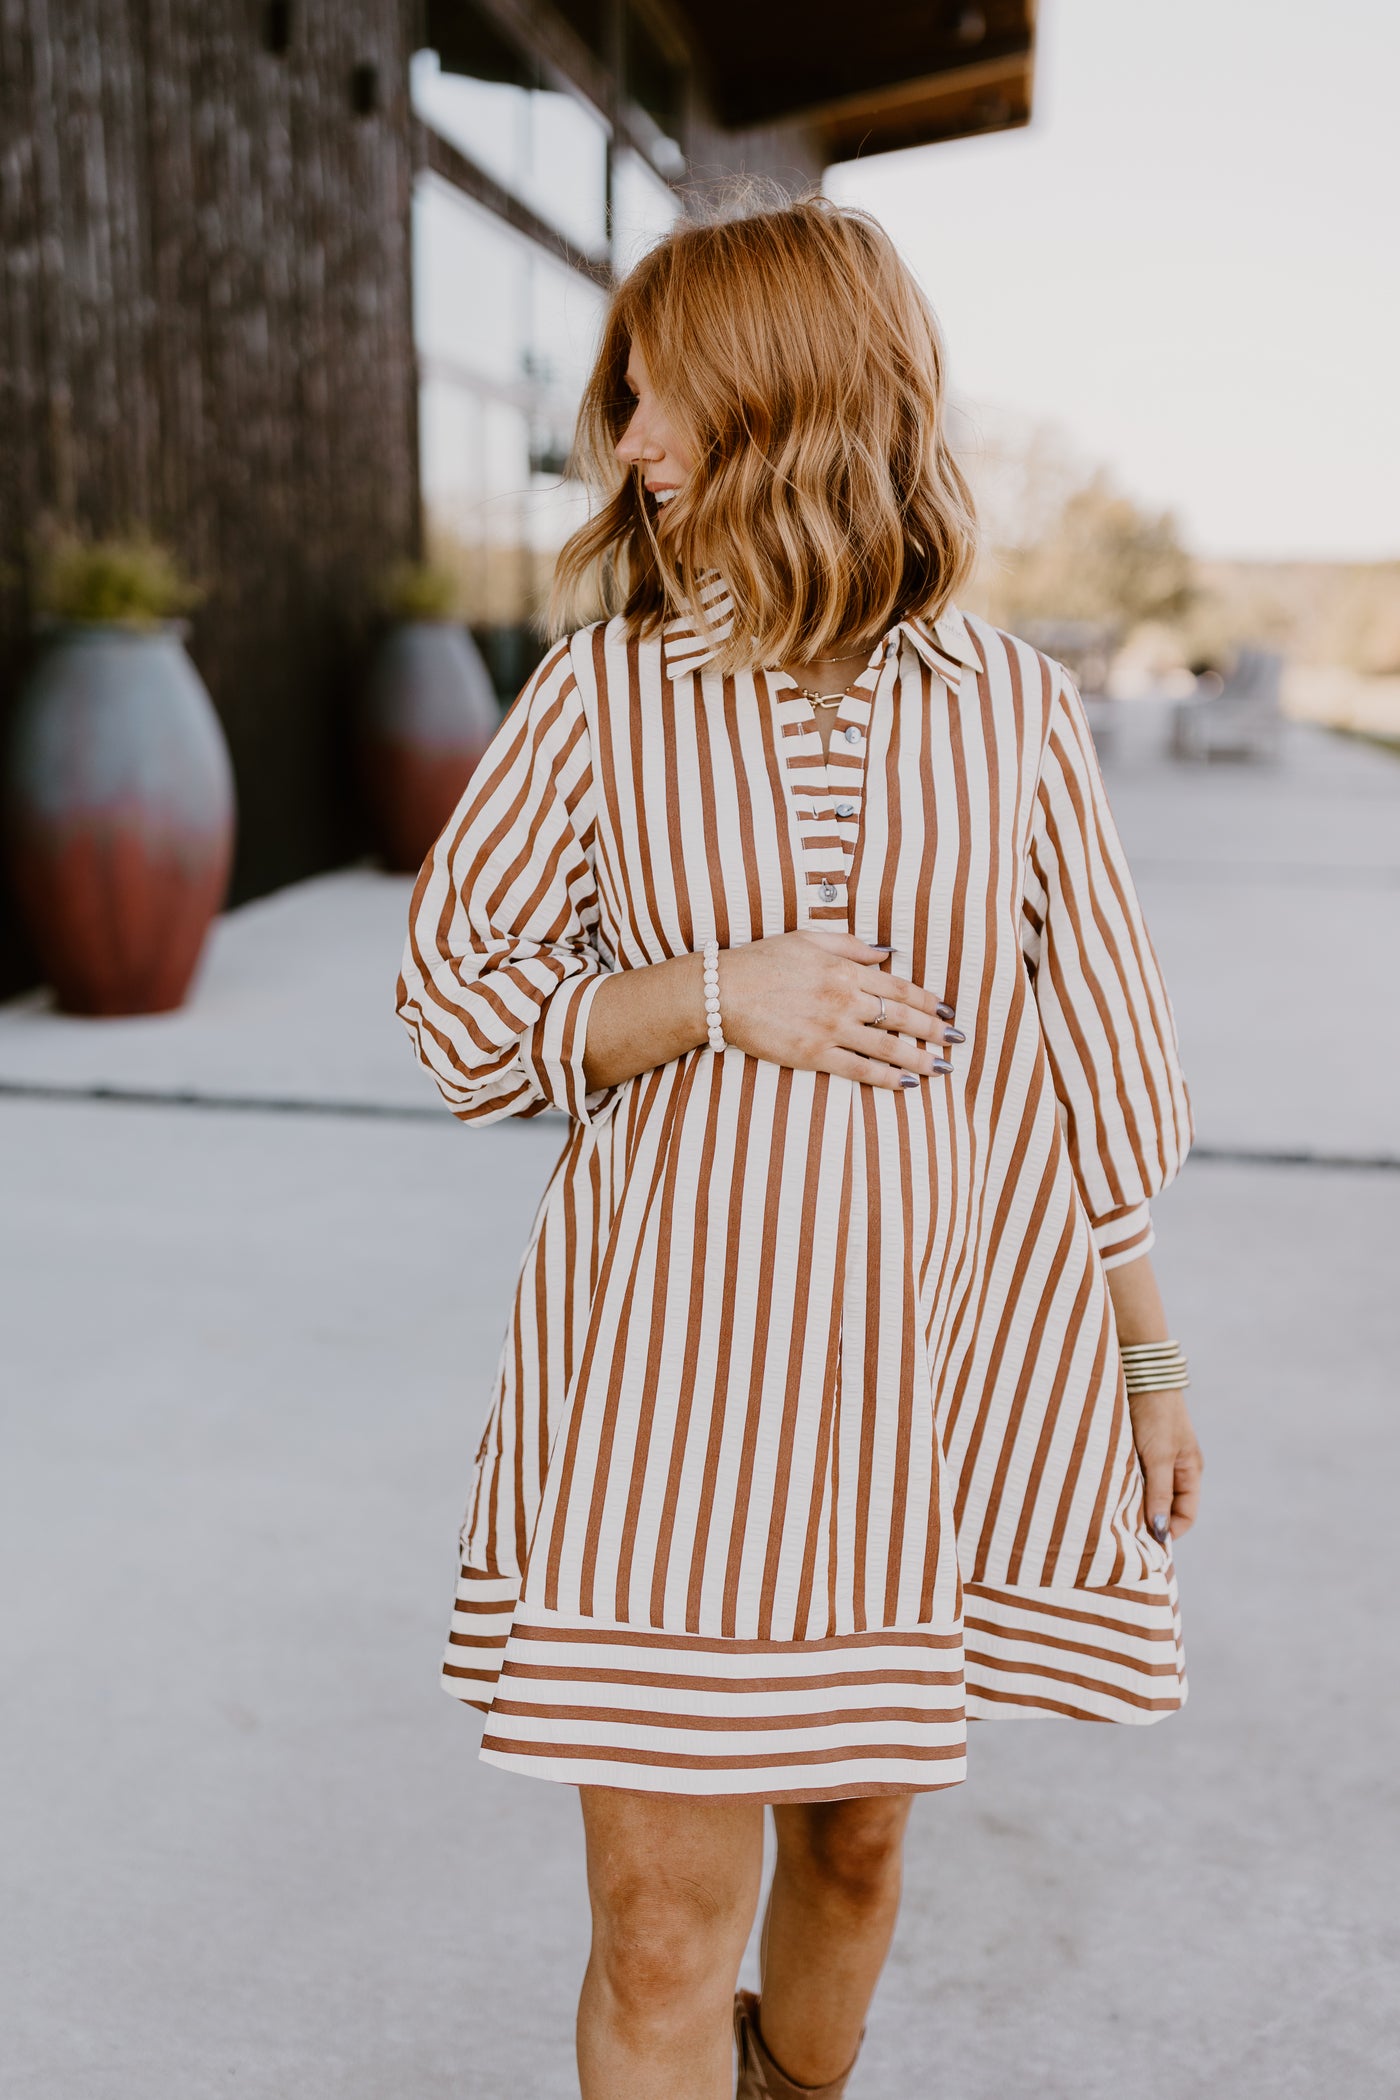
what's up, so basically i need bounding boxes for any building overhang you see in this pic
[672,0,1037,161]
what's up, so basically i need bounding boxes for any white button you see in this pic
[844,726,861,744]
[835,801,856,817]
[820,881,837,901]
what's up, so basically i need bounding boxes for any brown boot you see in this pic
[733,1989,863,2099]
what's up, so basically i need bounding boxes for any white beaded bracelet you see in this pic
[701,938,727,1052]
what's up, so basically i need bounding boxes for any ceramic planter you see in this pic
[357,621,501,872]
[4,623,235,1015]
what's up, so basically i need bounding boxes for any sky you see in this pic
[827,0,1400,561]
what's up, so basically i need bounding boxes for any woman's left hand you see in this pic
[1128,1389,1204,1543]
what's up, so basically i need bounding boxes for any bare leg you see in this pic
[756,1795,915,2085]
[577,1786,765,2100]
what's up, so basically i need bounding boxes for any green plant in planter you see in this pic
[33,530,204,630]
[375,558,462,623]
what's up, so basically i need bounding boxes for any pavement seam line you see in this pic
[1,1079,1398,1172]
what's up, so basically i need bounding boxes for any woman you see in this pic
[397,195,1203,2100]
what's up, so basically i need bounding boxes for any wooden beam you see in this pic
[797,50,1032,137]
[414,118,614,288]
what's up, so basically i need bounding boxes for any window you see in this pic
[414,173,531,389]
[414,178,605,663]
[410,1,690,692]
[611,146,681,268]
[410,48,609,258]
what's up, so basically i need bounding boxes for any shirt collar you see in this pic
[660,575,982,685]
[901,603,983,678]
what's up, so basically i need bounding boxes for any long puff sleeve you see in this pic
[396,634,623,1129]
[1020,664,1194,1268]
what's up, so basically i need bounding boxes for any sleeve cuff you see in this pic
[1091,1199,1156,1270]
[521,966,624,1127]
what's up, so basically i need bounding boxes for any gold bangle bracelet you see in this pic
[1120,1338,1190,1393]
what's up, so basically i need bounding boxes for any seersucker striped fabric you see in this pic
[396,585,1195,1800]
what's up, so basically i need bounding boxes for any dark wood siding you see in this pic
[0,0,420,991]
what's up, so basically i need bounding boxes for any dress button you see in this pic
[835,801,856,818]
[844,726,861,744]
[820,880,838,901]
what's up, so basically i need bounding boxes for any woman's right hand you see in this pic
[714,930,963,1089]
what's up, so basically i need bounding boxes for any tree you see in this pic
[956,413,1195,638]
[994,471,1195,633]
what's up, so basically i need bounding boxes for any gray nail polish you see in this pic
[942,1027,966,1044]
[899,1075,919,1087]
[936,1003,955,1021]
[872,944,893,953]
[1151,1514,1170,1544]
[931,1058,953,1074]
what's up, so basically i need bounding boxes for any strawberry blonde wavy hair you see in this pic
[549,191,977,671]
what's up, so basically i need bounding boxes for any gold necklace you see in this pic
[789,648,872,705]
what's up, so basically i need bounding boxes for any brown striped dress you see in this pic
[396,582,1195,1801]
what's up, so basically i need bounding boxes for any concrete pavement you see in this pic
[3,702,1398,2098]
